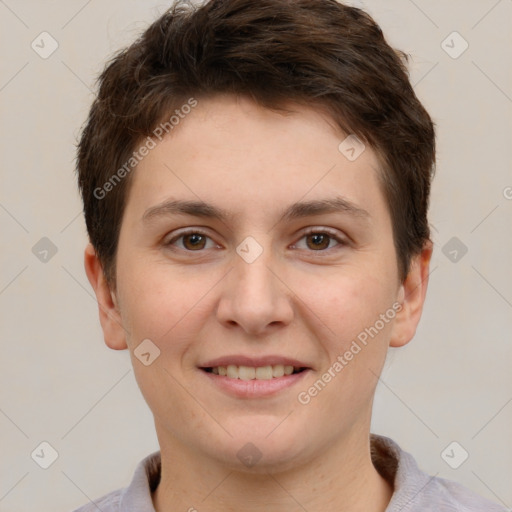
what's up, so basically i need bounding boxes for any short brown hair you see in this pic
[76,0,436,290]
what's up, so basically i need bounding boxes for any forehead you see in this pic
[124,94,388,227]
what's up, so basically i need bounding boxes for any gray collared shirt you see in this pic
[72,434,507,511]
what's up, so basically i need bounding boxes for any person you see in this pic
[73,0,506,510]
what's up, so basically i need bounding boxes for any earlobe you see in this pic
[83,243,128,350]
[389,242,433,348]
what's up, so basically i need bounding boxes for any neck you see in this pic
[152,427,393,512]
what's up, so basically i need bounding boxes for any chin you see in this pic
[204,422,311,474]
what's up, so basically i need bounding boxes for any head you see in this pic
[79,0,435,471]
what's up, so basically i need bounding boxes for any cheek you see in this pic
[119,266,212,429]
[298,268,397,408]
[117,261,211,347]
[300,267,395,343]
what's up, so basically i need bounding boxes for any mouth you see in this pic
[198,358,312,398]
[200,364,308,380]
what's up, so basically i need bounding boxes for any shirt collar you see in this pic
[119,450,161,512]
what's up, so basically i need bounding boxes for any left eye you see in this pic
[294,231,344,251]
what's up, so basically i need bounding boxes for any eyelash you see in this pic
[164,227,347,254]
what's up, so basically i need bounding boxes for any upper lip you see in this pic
[200,355,312,369]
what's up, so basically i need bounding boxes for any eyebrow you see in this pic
[142,196,370,225]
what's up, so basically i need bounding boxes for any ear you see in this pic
[389,241,433,348]
[84,242,128,350]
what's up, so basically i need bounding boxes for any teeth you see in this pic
[255,366,272,380]
[208,364,303,380]
[238,366,255,381]
[272,364,285,378]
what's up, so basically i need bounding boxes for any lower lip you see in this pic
[199,368,311,398]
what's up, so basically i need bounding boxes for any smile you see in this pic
[202,364,307,380]
[199,366,311,399]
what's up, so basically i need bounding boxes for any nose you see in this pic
[216,244,294,335]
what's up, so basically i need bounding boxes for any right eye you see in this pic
[165,230,218,251]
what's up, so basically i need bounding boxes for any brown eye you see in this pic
[305,233,332,250]
[182,233,207,250]
[292,229,346,253]
[165,230,216,252]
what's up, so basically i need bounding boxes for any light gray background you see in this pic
[1,1,511,511]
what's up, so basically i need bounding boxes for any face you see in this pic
[86,94,431,472]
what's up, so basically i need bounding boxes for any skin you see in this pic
[85,94,432,512]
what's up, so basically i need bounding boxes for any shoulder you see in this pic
[370,434,507,512]
[70,488,122,512]
[69,451,161,512]
[424,475,507,512]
